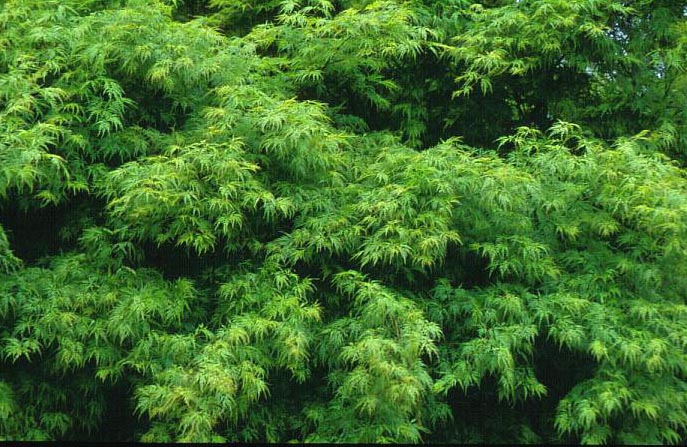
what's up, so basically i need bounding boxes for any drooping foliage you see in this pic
[2,0,687,443]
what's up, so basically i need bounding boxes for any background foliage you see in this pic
[1,0,687,443]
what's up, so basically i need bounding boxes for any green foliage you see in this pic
[0,250,196,439]
[99,139,269,253]
[441,0,687,153]
[305,271,444,443]
[246,0,439,146]
[134,261,321,441]
[2,0,687,444]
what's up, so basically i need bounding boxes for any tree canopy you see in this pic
[2,0,687,443]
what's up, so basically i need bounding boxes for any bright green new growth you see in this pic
[2,0,687,443]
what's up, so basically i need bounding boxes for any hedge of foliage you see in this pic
[2,0,687,443]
